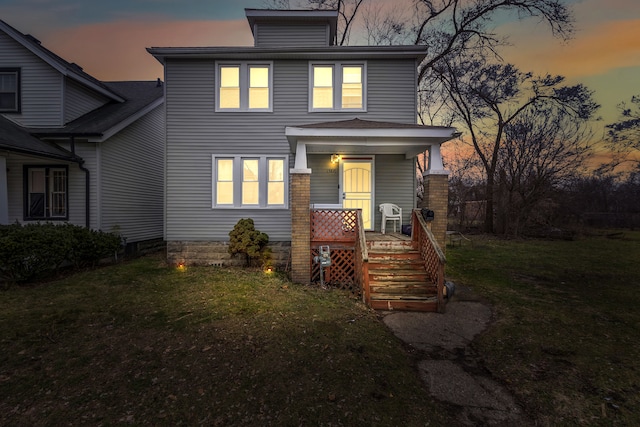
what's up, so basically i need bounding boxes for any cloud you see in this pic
[43,18,253,81]
[500,19,640,79]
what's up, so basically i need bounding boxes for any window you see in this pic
[212,155,287,208]
[0,68,20,113]
[219,67,240,109]
[23,166,68,220]
[313,66,334,109]
[216,159,234,205]
[216,62,272,111]
[310,63,365,111]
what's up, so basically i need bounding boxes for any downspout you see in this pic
[70,136,90,228]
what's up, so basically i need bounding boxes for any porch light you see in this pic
[330,154,341,164]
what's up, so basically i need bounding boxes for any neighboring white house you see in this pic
[0,19,165,249]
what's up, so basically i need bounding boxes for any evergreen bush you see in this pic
[0,223,121,283]
[228,218,270,267]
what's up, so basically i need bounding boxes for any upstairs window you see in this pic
[212,155,287,208]
[216,62,272,112]
[219,66,240,109]
[24,166,68,220]
[0,68,20,113]
[310,63,365,111]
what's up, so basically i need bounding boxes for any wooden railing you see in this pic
[310,209,360,294]
[353,210,369,304]
[411,209,446,313]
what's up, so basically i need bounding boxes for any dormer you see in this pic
[245,9,339,48]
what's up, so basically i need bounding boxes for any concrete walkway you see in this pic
[382,285,528,426]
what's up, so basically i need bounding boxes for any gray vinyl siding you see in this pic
[99,104,164,242]
[0,31,63,127]
[165,57,419,241]
[64,77,109,124]
[367,59,417,122]
[56,141,97,227]
[308,154,415,232]
[309,154,339,204]
[255,24,329,47]
[374,155,416,230]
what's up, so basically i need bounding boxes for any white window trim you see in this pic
[23,165,68,220]
[215,62,273,112]
[308,61,367,112]
[0,68,20,113]
[212,155,289,209]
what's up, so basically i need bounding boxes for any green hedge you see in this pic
[0,223,122,283]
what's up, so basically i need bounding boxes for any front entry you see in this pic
[340,157,374,230]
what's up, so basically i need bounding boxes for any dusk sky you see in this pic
[1,0,638,130]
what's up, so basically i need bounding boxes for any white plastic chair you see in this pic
[379,203,402,234]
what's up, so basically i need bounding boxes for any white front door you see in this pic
[340,158,374,230]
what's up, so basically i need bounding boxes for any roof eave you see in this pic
[0,143,79,162]
[146,46,427,62]
[285,126,457,159]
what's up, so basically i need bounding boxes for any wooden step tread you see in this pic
[368,299,440,312]
[370,286,437,296]
[370,294,438,301]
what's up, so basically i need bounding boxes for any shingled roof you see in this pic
[29,81,164,139]
[0,116,77,161]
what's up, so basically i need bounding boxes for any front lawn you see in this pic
[447,230,640,426]
[0,257,450,426]
[2,230,638,425]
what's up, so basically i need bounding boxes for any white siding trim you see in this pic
[95,142,102,230]
[308,61,367,113]
[211,154,289,209]
[0,156,8,224]
[214,61,273,112]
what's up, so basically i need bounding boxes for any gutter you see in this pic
[69,137,90,228]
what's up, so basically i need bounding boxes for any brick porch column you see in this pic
[290,170,311,284]
[421,171,449,251]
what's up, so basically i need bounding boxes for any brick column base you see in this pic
[421,171,449,250]
[290,171,311,284]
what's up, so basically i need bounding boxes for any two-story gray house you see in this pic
[0,19,165,250]
[149,9,456,301]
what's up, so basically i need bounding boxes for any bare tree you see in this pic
[365,0,573,89]
[495,105,595,235]
[433,55,599,232]
[604,94,640,173]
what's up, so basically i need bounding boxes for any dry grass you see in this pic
[0,255,451,426]
[446,230,640,426]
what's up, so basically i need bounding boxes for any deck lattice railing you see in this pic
[310,209,363,295]
[411,209,446,312]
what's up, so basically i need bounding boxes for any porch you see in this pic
[310,208,446,313]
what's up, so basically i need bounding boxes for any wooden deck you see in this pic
[310,209,445,312]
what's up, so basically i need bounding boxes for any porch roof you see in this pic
[285,118,458,159]
[0,116,78,161]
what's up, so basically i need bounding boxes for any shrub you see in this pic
[0,223,121,283]
[228,218,270,267]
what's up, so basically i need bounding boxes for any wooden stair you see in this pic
[366,240,439,312]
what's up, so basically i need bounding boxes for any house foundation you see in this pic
[167,241,291,267]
